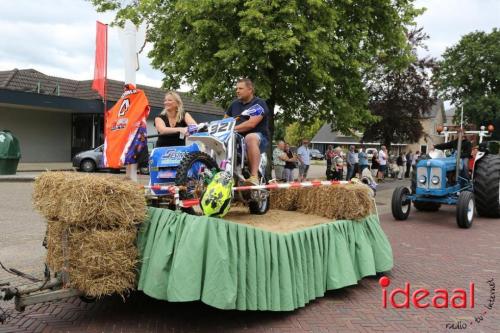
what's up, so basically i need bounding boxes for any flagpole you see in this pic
[103,23,108,143]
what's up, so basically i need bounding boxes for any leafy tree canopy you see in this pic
[363,28,437,147]
[91,0,422,133]
[435,28,500,126]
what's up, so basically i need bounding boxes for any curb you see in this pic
[0,169,75,182]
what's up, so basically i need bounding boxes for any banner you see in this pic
[91,21,108,98]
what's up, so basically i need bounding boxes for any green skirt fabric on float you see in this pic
[136,207,393,311]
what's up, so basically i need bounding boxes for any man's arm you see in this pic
[235,115,263,133]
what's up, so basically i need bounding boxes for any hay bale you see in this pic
[45,220,137,297]
[33,172,69,219]
[34,172,147,228]
[269,188,301,210]
[269,184,375,220]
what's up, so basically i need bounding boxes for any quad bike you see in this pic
[148,110,269,215]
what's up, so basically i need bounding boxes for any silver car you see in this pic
[72,143,152,174]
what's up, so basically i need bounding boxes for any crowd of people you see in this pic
[272,142,427,183]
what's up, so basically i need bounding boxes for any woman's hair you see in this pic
[161,91,185,123]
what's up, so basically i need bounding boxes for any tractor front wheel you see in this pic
[456,191,474,229]
[391,186,411,220]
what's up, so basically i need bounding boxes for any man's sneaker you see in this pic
[244,176,259,186]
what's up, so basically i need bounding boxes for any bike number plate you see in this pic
[208,118,235,135]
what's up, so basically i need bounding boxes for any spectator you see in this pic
[412,151,420,172]
[346,145,357,180]
[405,150,412,178]
[396,152,404,180]
[272,140,287,181]
[283,143,297,182]
[358,147,369,174]
[297,139,311,181]
[333,147,344,180]
[325,145,335,180]
[377,145,388,182]
[371,151,380,178]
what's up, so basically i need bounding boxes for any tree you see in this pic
[362,28,437,147]
[284,119,322,147]
[91,0,422,136]
[434,29,500,126]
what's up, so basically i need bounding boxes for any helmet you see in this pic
[201,171,234,218]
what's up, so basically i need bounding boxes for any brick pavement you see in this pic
[0,180,499,332]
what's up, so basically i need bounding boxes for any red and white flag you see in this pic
[91,21,108,98]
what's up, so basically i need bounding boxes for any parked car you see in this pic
[73,142,153,174]
[310,149,325,160]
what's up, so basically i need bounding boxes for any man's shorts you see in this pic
[379,165,387,172]
[246,132,269,153]
[299,164,310,178]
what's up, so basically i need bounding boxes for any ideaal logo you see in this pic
[379,277,495,330]
[379,276,474,309]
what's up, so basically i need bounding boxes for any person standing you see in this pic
[272,140,287,181]
[297,139,311,182]
[283,143,297,182]
[377,145,388,182]
[412,151,420,172]
[396,152,404,180]
[405,150,412,178]
[325,145,335,180]
[371,151,379,178]
[358,147,369,174]
[346,145,357,180]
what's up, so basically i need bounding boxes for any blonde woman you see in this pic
[155,91,197,147]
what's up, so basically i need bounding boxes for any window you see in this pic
[420,145,427,154]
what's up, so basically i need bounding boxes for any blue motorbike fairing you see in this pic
[149,143,201,195]
[191,117,235,143]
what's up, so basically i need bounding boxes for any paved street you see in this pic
[0,168,499,332]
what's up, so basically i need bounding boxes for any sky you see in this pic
[0,0,499,91]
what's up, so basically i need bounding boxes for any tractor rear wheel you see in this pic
[391,186,411,220]
[413,201,441,212]
[473,154,500,217]
[456,191,474,228]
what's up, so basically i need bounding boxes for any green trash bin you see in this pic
[0,130,21,175]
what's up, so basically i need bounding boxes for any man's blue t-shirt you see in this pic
[225,97,270,139]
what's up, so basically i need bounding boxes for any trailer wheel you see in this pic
[473,154,500,217]
[457,191,474,228]
[391,186,411,220]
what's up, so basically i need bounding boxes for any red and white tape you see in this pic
[144,180,352,208]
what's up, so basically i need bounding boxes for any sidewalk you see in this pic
[0,163,74,182]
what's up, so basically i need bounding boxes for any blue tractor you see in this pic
[391,127,500,228]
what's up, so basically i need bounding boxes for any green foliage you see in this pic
[435,29,500,127]
[363,28,437,147]
[90,0,422,133]
[283,118,322,147]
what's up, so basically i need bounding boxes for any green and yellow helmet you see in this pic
[201,171,234,218]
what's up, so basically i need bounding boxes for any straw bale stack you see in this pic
[270,183,375,220]
[34,171,146,297]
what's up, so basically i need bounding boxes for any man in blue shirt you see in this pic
[225,78,270,185]
[297,139,311,182]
